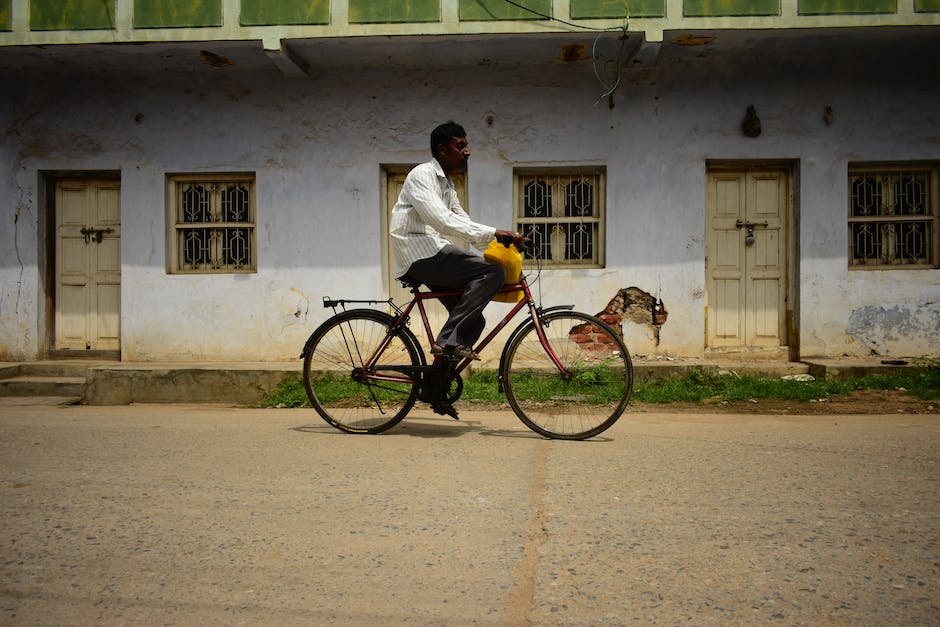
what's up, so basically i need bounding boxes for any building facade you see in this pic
[1,0,939,362]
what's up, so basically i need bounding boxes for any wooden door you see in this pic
[55,179,121,351]
[706,168,788,350]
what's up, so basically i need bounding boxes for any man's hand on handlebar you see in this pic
[494,229,532,253]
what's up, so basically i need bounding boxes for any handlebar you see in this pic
[496,233,533,255]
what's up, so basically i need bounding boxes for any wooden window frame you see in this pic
[848,162,939,270]
[168,173,257,274]
[513,166,606,269]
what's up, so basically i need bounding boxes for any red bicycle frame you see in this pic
[359,275,568,385]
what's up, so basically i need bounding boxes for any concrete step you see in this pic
[5,361,110,378]
[0,376,86,398]
[0,396,82,406]
[0,360,114,403]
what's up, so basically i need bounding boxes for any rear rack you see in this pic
[322,296,393,309]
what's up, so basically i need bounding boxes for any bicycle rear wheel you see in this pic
[302,309,422,434]
[502,311,633,440]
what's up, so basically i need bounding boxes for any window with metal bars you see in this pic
[848,165,938,269]
[169,174,257,273]
[513,168,605,268]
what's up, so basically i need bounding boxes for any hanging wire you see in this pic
[497,0,631,104]
[592,32,630,105]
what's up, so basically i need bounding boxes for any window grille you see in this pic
[169,174,257,273]
[514,168,605,268]
[848,165,938,269]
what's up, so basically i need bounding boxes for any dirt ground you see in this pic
[3,401,938,624]
[631,388,940,415]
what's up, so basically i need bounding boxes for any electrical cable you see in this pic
[499,0,626,32]
[496,0,631,104]
[592,32,629,105]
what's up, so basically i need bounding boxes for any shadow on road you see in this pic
[290,415,614,441]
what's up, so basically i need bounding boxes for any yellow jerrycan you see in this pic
[483,240,524,303]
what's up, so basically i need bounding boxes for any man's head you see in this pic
[430,121,470,176]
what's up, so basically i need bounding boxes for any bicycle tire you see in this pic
[302,309,422,434]
[502,311,633,440]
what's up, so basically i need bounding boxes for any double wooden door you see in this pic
[55,179,121,351]
[706,168,790,350]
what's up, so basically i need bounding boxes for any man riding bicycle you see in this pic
[389,121,526,417]
[389,121,525,361]
[302,125,631,437]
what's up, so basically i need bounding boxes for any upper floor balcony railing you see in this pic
[2,0,938,52]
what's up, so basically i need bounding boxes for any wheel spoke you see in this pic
[303,311,421,433]
[504,312,632,439]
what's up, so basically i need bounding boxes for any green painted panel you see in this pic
[570,0,665,18]
[30,0,116,30]
[915,0,940,11]
[459,0,551,20]
[684,0,779,16]
[241,0,329,25]
[134,0,221,28]
[798,0,896,14]
[0,0,10,31]
[349,0,440,23]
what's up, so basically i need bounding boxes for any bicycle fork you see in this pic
[492,300,573,393]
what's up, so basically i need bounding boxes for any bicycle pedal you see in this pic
[431,403,460,421]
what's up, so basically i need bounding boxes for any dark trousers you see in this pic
[404,244,506,349]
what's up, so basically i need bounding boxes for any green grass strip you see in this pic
[259,363,939,408]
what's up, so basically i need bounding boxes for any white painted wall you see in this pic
[1,31,938,362]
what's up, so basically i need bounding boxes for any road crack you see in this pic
[503,438,549,625]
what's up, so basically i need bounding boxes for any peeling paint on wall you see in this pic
[847,304,940,357]
[290,287,310,320]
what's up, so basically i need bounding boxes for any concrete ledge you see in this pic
[802,358,926,380]
[631,359,811,381]
[83,362,301,405]
[81,359,813,404]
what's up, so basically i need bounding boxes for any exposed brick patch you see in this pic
[597,287,668,330]
[569,287,669,353]
[569,323,619,355]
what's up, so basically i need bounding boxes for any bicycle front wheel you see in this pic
[302,309,422,434]
[503,311,633,440]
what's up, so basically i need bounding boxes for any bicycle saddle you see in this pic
[398,276,422,290]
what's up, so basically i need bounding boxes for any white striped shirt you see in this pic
[389,158,496,279]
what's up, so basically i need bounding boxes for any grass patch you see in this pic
[261,377,308,408]
[259,363,940,408]
[631,364,940,405]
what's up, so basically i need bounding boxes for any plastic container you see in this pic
[484,239,524,303]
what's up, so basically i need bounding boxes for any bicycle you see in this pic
[300,243,634,440]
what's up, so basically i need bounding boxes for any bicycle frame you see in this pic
[356,276,569,387]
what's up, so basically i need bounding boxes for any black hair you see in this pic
[430,121,466,157]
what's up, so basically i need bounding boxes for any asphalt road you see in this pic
[1,403,937,625]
